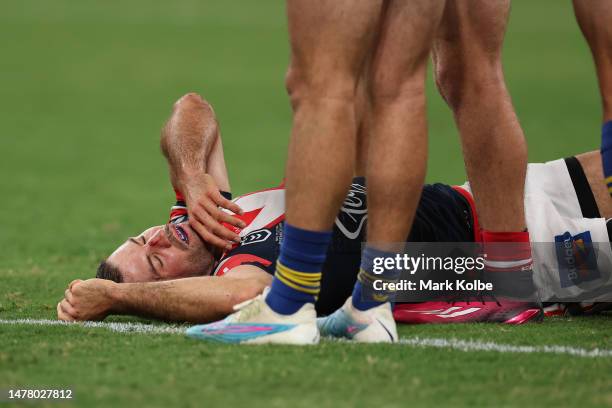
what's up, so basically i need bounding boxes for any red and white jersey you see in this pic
[167,185,285,275]
[169,180,369,283]
[169,189,189,224]
[213,186,286,276]
[168,180,369,316]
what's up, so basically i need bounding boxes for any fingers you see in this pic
[189,213,235,250]
[190,206,242,244]
[191,221,233,250]
[186,190,249,249]
[69,279,83,291]
[57,301,77,321]
[210,201,246,229]
[64,288,75,305]
[213,193,243,215]
[215,209,245,229]
[57,302,66,320]
[202,200,245,233]
[60,299,79,319]
[59,281,80,321]
[191,191,245,228]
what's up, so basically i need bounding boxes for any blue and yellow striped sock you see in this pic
[601,120,612,196]
[352,246,401,311]
[265,223,332,315]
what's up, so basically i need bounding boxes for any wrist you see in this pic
[176,169,205,194]
[108,282,127,314]
[176,170,208,196]
[177,166,207,180]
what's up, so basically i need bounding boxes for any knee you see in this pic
[285,63,358,111]
[434,55,504,111]
[434,60,464,110]
[369,60,428,104]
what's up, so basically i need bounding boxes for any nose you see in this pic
[147,228,171,249]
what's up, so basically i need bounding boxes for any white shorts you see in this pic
[462,158,612,302]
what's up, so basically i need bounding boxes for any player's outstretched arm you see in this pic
[56,266,272,323]
[161,93,245,250]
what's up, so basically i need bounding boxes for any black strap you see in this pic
[564,157,600,218]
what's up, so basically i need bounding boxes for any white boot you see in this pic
[187,288,319,345]
[317,297,398,343]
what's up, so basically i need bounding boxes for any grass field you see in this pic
[1,1,611,407]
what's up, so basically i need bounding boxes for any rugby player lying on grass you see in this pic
[57,93,612,327]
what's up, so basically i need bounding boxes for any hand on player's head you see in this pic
[103,223,215,283]
[181,173,245,250]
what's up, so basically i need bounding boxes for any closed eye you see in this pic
[154,255,164,269]
[146,255,160,279]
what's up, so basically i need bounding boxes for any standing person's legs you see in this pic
[433,0,535,301]
[434,0,527,233]
[573,0,612,195]
[186,1,388,345]
[282,0,383,230]
[262,0,384,320]
[350,0,447,311]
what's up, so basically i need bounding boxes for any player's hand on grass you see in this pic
[182,173,245,250]
[57,279,116,322]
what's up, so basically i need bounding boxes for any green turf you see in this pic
[1,1,611,407]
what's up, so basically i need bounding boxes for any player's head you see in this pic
[98,223,216,283]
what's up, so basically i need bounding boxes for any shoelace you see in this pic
[448,291,502,307]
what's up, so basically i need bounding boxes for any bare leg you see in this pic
[432,1,538,308]
[190,0,445,343]
[284,0,383,230]
[573,0,612,122]
[366,0,447,245]
[573,0,612,196]
[355,60,373,176]
[347,0,446,316]
[433,0,527,232]
[261,0,384,318]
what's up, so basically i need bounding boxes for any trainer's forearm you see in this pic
[110,277,256,323]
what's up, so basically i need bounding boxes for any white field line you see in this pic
[0,318,186,335]
[396,337,612,358]
[1,318,610,358]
